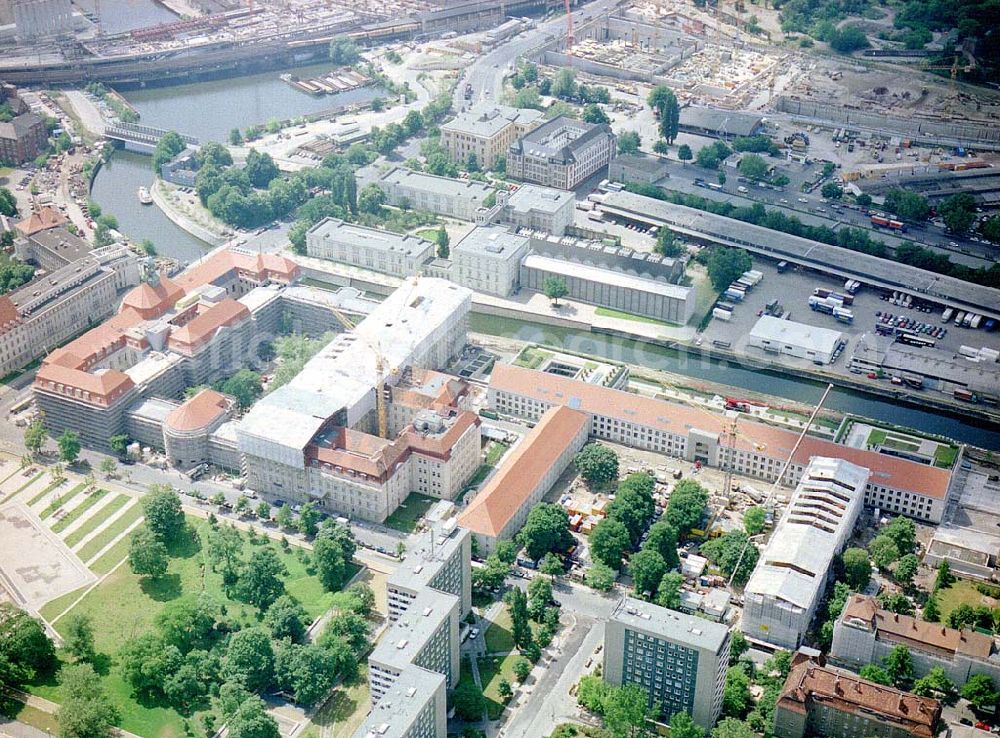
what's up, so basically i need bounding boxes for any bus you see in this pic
[896,332,936,348]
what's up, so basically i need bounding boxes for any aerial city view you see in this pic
[0,0,999,737]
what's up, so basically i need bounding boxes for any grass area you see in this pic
[466,464,492,489]
[38,482,87,520]
[934,445,959,469]
[484,607,516,654]
[310,668,370,738]
[40,583,92,622]
[64,495,130,548]
[51,489,108,534]
[28,516,353,738]
[0,700,61,734]
[75,503,143,563]
[594,306,673,327]
[383,492,437,534]
[26,477,63,506]
[89,535,132,576]
[936,578,988,620]
[479,652,520,720]
[415,228,440,242]
[514,346,553,370]
[484,441,509,467]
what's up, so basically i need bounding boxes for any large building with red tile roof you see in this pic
[458,405,589,552]
[487,363,954,523]
[832,594,1000,688]
[774,655,941,738]
[163,389,235,468]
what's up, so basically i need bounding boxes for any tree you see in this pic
[263,595,307,642]
[152,131,186,173]
[664,480,709,534]
[57,430,81,464]
[452,678,485,720]
[884,190,930,221]
[743,507,765,536]
[321,612,369,657]
[0,604,54,689]
[869,535,900,570]
[652,139,669,155]
[706,247,753,291]
[358,183,387,215]
[63,614,95,663]
[882,517,917,556]
[328,35,360,65]
[574,443,619,487]
[513,656,532,683]
[729,630,749,665]
[206,524,243,584]
[643,520,680,571]
[895,553,920,587]
[884,644,914,689]
[540,552,564,578]
[841,547,872,590]
[156,596,219,654]
[856,193,873,209]
[142,485,185,543]
[0,187,17,217]
[235,547,286,610]
[543,276,568,306]
[828,26,869,53]
[923,594,941,622]
[527,576,553,620]
[402,109,424,136]
[700,530,758,586]
[24,420,47,457]
[99,458,117,478]
[962,674,999,711]
[551,69,577,100]
[275,504,293,530]
[223,628,274,692]
[582,104,610,124]
[229,128,244,145]
[498,678,513,702]
[913,667,958,705]
[859,664,892,685]
[738,154,769,181]
[313,523,355,591]
[982,214,1000,243]
[820,182,843,200]
[218,370,262,410]
[656,571,684,610]
[654,227,683,257]
[617,131,641,155]
[629,549,667,598]
[711,718,754,738]
[586,562,616,591]
[723,664,752,717]
[297,501,321,537]
[949,603,977,630]
[878,592,914,616]
[505,587,532,649]
[935,560,954,591]
[670,711,705,738]
[577,674,610,713]
[604,684,649,738]
[677,144,693,161]
[590,518,631,569]
[228,696,281,738]
[274,642,337,706]
[256,501,271,521]
[648,85,680,144]
[57,663,119,738]
[940,192,977,234]
[472,554,509,593]
[109,433,129,457]
[518,503,573,561]
[129,525,168,580]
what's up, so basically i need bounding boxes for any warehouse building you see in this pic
[305,218,435,277]
[520,254,694,324]
[678,107,764,139]
[774,655,941,738]
[440,104,543,169]
[487,364,951,524]
[608,154,671,185]
[452,225,530,296]
[507,116,616,190]
[748,315,845,365]
[832,594,1000,688]
[742,457,870,650]
[503,184,575,236]
[604,597,729,728]
[376,167,494,221]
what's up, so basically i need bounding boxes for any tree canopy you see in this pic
[519,503,573,561]
[575,443,619,486]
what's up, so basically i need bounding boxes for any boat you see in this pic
[137,187,153,205]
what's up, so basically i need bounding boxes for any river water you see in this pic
[88,69,1000,449]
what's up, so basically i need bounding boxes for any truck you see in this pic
[724,288,745,302]
[870,214,907,232]
[959,346,979,358]
[954,388,977,402]
[971,314,982,329]
[809,295,836,314]
[829,291,854,306]
[942,308,954,323]
[954,311,966,326]
[712,307,733,321]
[963,312,974,328]
[833,307,854,324]
[776,260,789,273]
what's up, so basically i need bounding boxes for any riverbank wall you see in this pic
[150,181,227,248]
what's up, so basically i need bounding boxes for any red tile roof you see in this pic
[459,405,588,538]
[120,276,186,320]
[489,364,951,499]
[173,250,300,293]
[15,206,68,237]
[778,656,940,738]
[166,299,250,355]
[35,363,134,406]
[164,389,231,433]
[841,594,993,660]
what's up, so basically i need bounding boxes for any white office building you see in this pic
[503,184,575,236]
[452,225,530,296]
[305,218,434,277]
[376,168,494,221]
[747,315,845,365]
[742,457,870,649]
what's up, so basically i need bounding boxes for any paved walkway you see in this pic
[0,687,143,738]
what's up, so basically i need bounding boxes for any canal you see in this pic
[88,68,1000,450]
[469,314,1000,450]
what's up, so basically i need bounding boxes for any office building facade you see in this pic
[507,116,616,190]
[452,225,530,296]
[305,218,434,277]
[440,104,543,169]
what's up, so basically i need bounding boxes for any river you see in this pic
[88,69,1000,450]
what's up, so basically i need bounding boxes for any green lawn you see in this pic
[40,583,92,622]
[384,492,437,533]
[934,445,959,469]
[75,503,144,564]
[28,516,355,738]
[89,534,133,576]
[514,346,553,370]
[26,477,63,507]
[64,495,131,548]
[310,667,370,738]
[51,489,108,533]
[479,652,520,720]
[484,441,509,467]
[484,608,516,654]
[38,483,87,520]
[467,464,492,488]
[415,228,440,242]
[936,578,987,620]
[594,307,673,327]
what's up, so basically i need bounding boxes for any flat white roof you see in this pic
[749,315,843,353]
[308,218,434,256]
[454,225,529,261]
[381,167,493,202]
[523,254,692,301]
[507,184,574,215]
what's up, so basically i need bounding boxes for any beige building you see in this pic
[507,116,616,190]
[452,225,530,297]
[305,218,434,276]
[440,104,543,169]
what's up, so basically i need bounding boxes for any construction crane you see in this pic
[564,0,575,61]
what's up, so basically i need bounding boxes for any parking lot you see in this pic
[699,258,1000,379]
